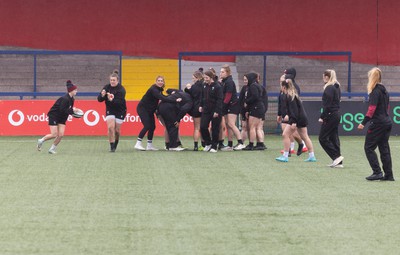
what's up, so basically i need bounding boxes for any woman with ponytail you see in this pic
[318,69,343,168]
[358,67,394,181]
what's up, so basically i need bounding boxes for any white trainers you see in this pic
[169,147,185,151]
[203,145,211,152]
[332,164,344,168]
[220,146,233,151]
[134,142,146,151]
[146,144,159,151]
[233,143,246,151]
[48,149,57,154]
[332,156,344,167]
[37,139,43,151]
[209,148,217,153]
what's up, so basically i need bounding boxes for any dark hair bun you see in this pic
[113,69,119,75]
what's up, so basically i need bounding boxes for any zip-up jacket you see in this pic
[361,83,391,125]
[200,81,223,115]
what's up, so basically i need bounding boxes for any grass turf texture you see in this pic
[0,135,399,254]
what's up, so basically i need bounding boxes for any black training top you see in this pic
[221,75,239,111]
[97,83,127,115]
[48,93,74,122]
[286,94,308,126]
[200,81,223,115]
[138,84,176,113]
[185,80,203,113]
[361,83,391,126]
[320,83,341,120]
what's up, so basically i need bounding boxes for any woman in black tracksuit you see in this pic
[185,70,204,150]
[158,89,193,150]
[134,76,179,151]
[318,69,343,168]
[97,71,127,152]
[243,72,265,150]
[37,80,78,154]
[358,67,394,181]
[199,70,223,152]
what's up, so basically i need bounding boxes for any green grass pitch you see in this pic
[0,135,399,254]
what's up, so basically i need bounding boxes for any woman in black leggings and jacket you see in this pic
[318,69,343,167]
[135,76,180,151]
[358,67,394,181]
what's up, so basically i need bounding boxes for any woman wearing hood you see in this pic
[358,67,394,181]
[242,72,265,150]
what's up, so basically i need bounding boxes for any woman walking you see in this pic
[358,67,394,181]
[318,69,343,167]
[276,79,316,162]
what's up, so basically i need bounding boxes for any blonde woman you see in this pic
[276,79,316,162]
[318,69,343,167]
[357,67,394,181]
[220,65,245,151]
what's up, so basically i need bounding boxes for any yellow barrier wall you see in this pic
[122,59,179,100]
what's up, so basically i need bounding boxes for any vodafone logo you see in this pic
[83,110,100,126]
[8,110,25,126]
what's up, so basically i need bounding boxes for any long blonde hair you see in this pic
[367,67,382,94]
[281,79,299,101]
[323,69,340,90]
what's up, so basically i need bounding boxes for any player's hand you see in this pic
[107,92,114,101]
[199,107,202,113]
[176,98,182,102]
[101,89,106,97]
[277,116,282,123]
[358,124,364,130]
[213,112,219,118]
[318,118,323,123]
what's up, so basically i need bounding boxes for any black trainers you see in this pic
[242,145,254,151]
[381,175,395,181]
[365,173,383,181]
[297,143,304,156]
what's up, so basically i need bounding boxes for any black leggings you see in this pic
[137,104,156,140]
[319,112,341,160]
[200,112,221,150]
[364,122,393,177]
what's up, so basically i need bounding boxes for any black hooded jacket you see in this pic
[245,72,265,113]
[184,79,203,114]
[320,83,341,120]
[361,83,391,126]
[200,81,223,115]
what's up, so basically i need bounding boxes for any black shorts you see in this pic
[189,109,202,118]
[223,103,240,115]
[106,110,126,120]
[48,115,66,125]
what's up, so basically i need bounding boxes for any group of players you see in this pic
[36,66,394,181]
